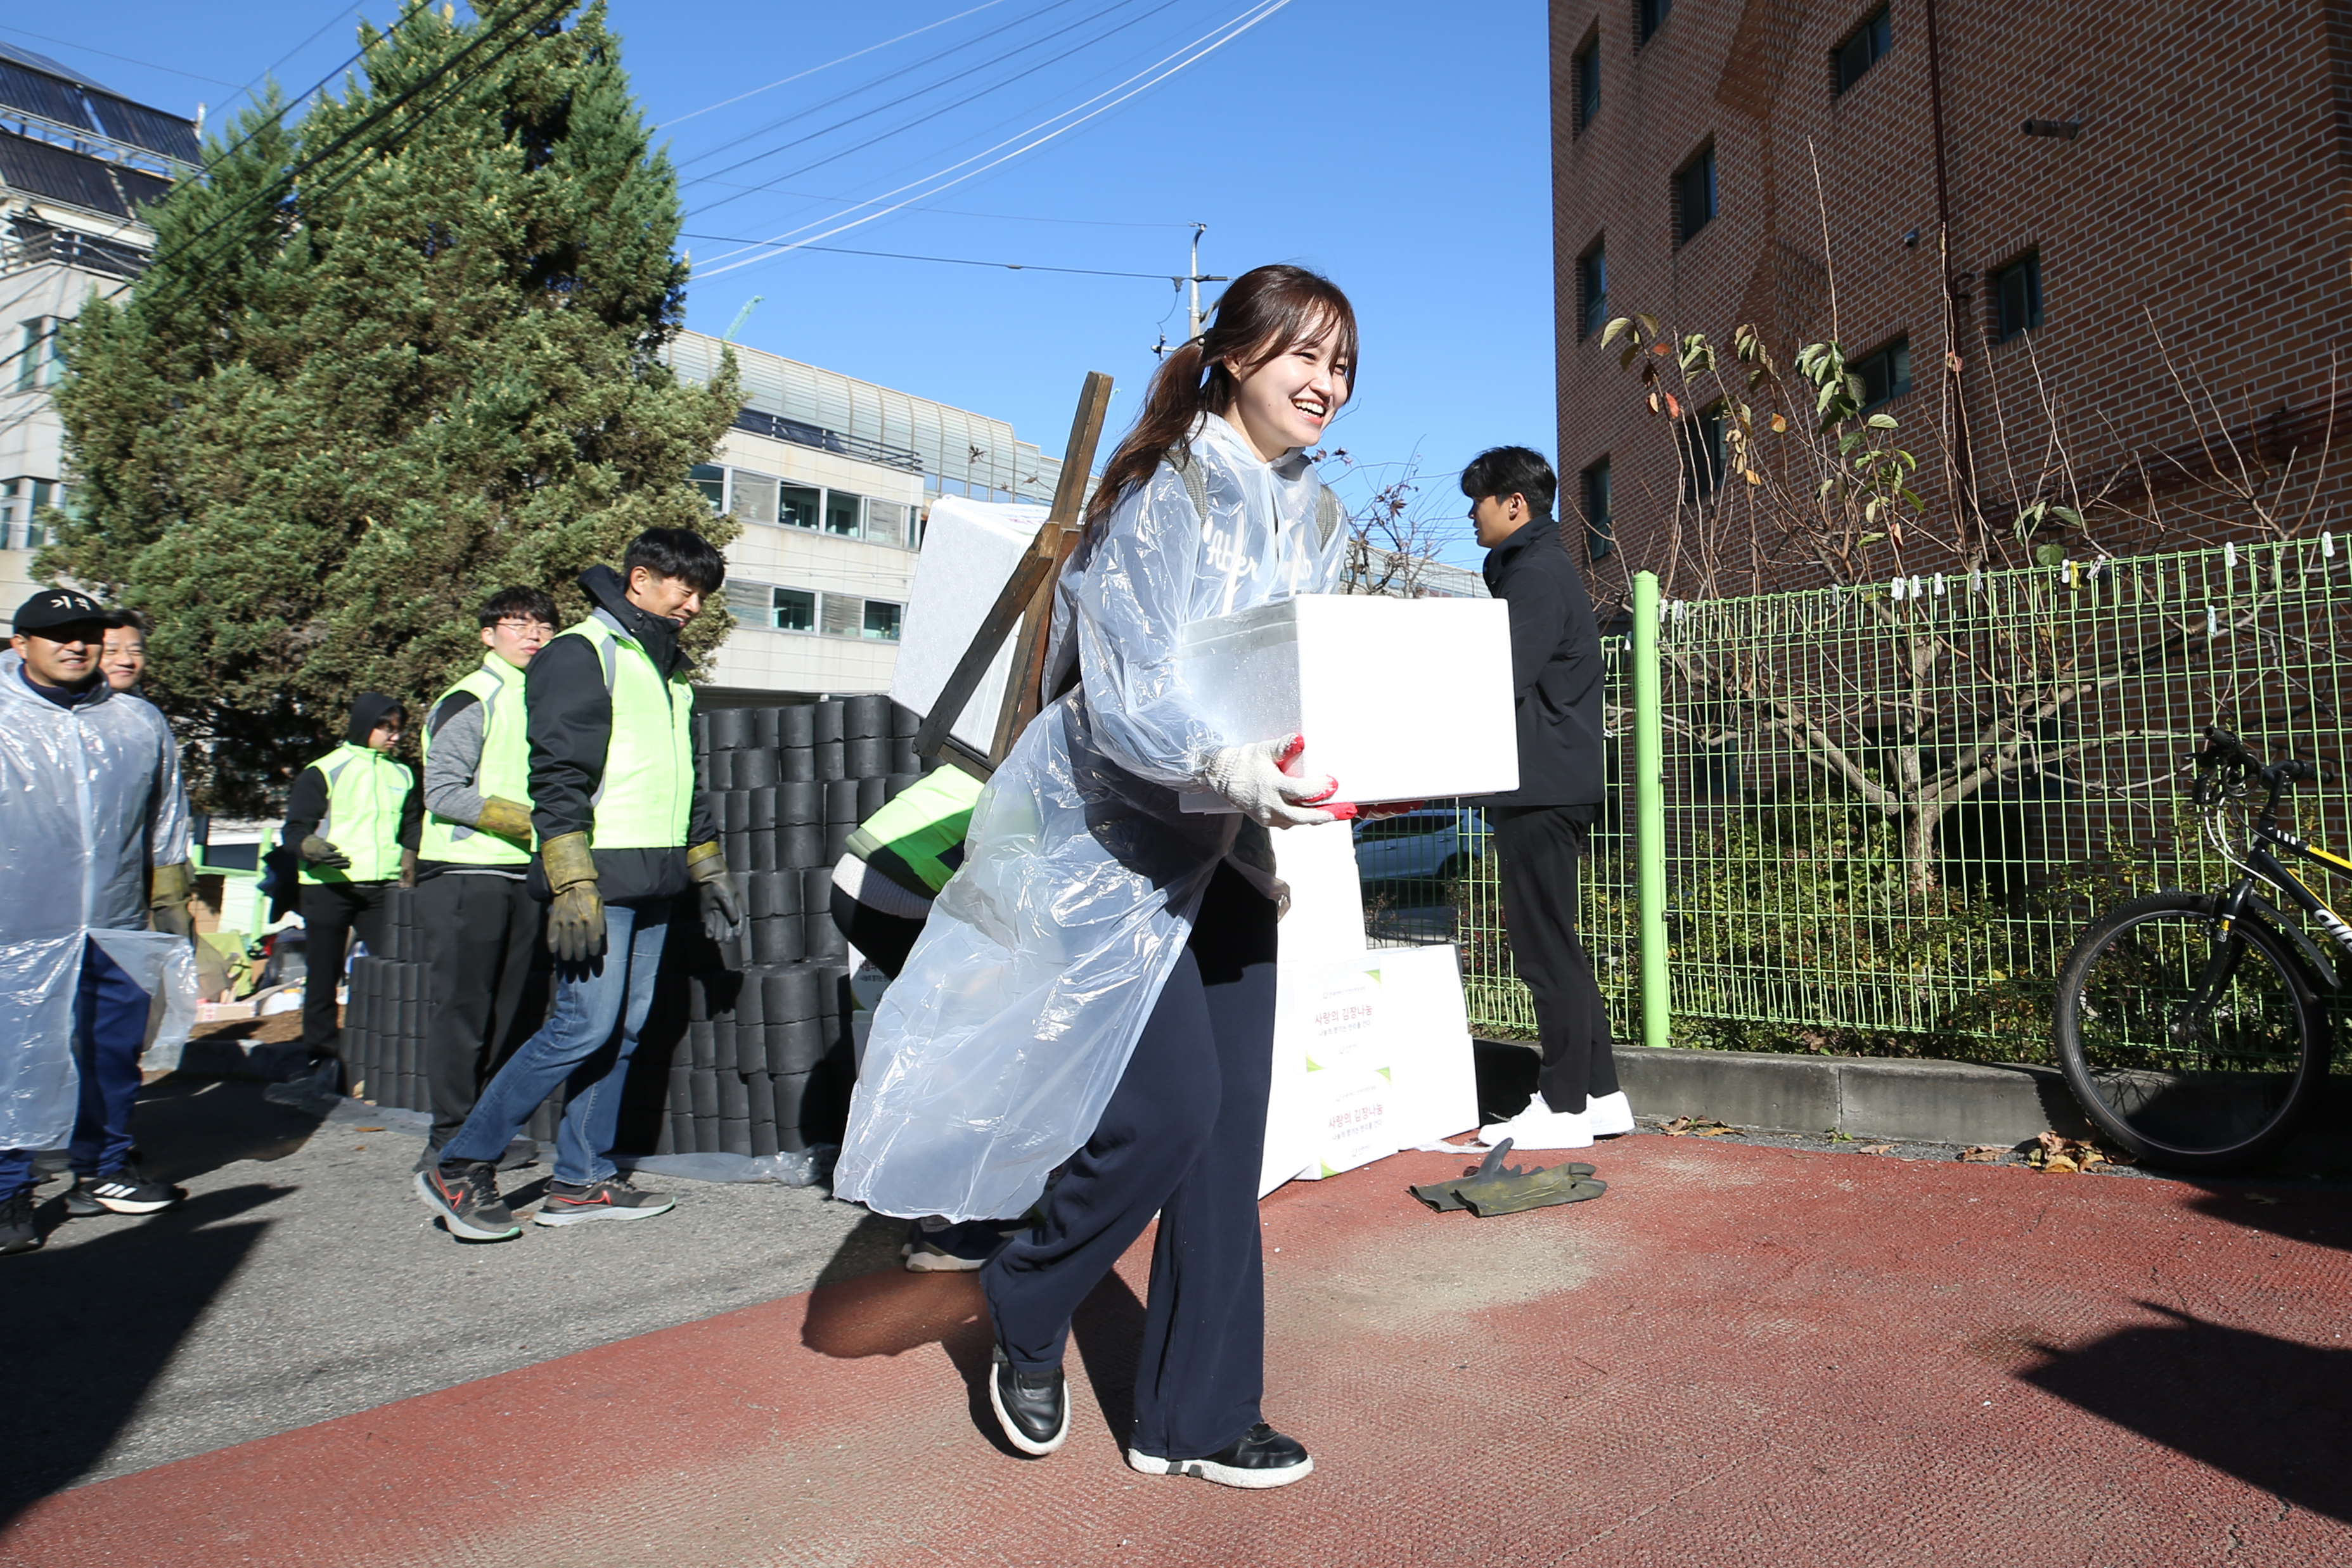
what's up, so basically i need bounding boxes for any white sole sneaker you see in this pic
[1584,1091,1636,1137]
[1478,1104,1595,1150]
[989,1363,1069,1456]
[1126,1448,1314,1489]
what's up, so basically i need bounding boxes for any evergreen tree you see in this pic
[49,1,739,813]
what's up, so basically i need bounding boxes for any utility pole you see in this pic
[1185,223,1226,342]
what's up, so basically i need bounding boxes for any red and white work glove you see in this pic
[1199,735,1342,828]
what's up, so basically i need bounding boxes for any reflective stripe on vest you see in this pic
[297,742,413,884]
[557,612,695,850]
[844,766,984,898]
[418,656,534,866]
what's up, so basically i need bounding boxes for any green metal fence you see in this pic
[1441,539,2352,1061]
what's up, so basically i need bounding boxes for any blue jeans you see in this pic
[0,939,153,1201]
[438,901,669,1187]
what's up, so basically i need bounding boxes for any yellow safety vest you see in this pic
[297,743,413,884]
[418,654,533,866]
[555,614,695,850]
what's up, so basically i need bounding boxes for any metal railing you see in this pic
[732,408,924,475]
[1431,540,2352,1062]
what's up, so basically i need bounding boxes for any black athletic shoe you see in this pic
[0,1188,40,1256]
[65,1168,186,1216]
[414,1161,522,1242]
[1128,1423,1314,1489]
[989,1346,1069,1456]
[534,1174,674,1227]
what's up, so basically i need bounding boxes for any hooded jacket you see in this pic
[281,693,423,870]
[1479,516,1607,809]
[521,565,717,905]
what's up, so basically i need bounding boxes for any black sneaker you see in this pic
[534,1174,675,1227]
[0,1188,40,1256]
[66,1168,186,1216]
[1128,1423,1313,1489]
[414,1161,522,1242]
[989,1346,1069,1456]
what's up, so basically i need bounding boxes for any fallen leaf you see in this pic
[355,1126,385,1133]
[1660,1115,1738,1138]
[1960,1145,2007,1164]
[1859,1143,1896,1155]
[2042,1155,2079,1174]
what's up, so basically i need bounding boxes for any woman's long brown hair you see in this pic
[1081,264,1358,534]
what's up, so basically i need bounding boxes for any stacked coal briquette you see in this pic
[342,887,562,1140]
[655,693,926,1158]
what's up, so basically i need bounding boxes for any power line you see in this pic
[658,0,1013,129]
[226,3,368,111]
[687,0,1186,219]
[0,25,241,90]
[678,233,1178,280]
[690,185,1189,228]
[693,0,1291,281]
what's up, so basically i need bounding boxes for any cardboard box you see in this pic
[888,497,1049,753]
[1173,594,1519,810]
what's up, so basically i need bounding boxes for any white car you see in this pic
[1351,806,1489,888]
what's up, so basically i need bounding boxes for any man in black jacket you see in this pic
[416,530,742,1242]
[1462,447,1632,1151]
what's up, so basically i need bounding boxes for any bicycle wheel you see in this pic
[2053,892,2327,1172]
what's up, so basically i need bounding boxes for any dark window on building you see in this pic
[690,463,726,514]
[773,588,816,633]
[1993,252,2043,340]
[1574,34,1600,130]
[1855,337,1912,409]
[1578,241,1608,340]
[1583,459,1614,560]
[863,600,903,641]
[1681,404,1728,501]
[779,483,821,529]
[1834,8,1891,94]
[1674,145,1716,245]
[1638,0,1672,44]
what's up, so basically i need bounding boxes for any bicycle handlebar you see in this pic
[2195,726,2317,813]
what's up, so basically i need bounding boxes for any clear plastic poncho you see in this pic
[835,413,1347,1221]
[1,651,196,1151]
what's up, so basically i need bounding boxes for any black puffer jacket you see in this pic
[525,566,718,905]
[1479,517,1606,809]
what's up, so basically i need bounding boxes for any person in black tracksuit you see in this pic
[1461,446,1629,1150]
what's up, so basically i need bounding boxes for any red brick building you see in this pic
[1549,0,2352,598]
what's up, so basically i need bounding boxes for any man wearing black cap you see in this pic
[281,693,423,1075]
[2,588,197,1256]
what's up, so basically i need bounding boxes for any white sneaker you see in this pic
[1584,1091,1635,1137]
[1478,1102,1594,1150]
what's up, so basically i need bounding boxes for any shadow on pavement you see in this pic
[797,1215,1150,1456]
[2021,1302,2352,1524]
[2178,1184,2352,1257]
[130,1073,334,1186]
[0,1183,291,1522]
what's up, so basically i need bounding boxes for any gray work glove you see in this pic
[299,834,350,870]
[686,841,743,945]
[1198,735,1337,829]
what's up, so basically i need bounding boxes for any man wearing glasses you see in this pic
[412,588,561,1171]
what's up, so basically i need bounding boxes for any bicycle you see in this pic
[2053,727,2342,1173]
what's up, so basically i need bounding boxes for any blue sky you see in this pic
[20,1,1554,565]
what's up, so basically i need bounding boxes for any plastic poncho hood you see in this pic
[835,413,1347,1221]
[0,651,197,1148]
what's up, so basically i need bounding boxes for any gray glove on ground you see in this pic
[1198,735,1337,829]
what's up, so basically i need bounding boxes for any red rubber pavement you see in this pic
[6,1136,2349,1566]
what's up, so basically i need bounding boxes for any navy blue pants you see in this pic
[983,866,1277,1462]
[0,939,153,1201]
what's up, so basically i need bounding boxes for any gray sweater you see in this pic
[418,689,522,879]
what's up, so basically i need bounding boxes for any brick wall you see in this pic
[1551,0,2352,598]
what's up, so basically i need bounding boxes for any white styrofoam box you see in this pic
[888,497,1050,752]
[1255,942,1481,1196]
[1271,816,1366,963]
[1173,594,1518,811]
[1376,944,1480,1151]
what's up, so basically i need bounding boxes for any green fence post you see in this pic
[1631,571,1669,1048]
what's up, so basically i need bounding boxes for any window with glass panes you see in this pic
[862,600,903,641]
[1583,459,1614,560]
[1856,338,1911,408]
[773,588,816,632]
[1681,405,1728,501]
[1834,8,1891,94]
[690,464,726,513]
[1574,34,1600,130]
[1994,253,2043,340]
[825,491,863,536]
[1638,0,1671,44]
[1578,241,1608,339]
[1675,145,1716,245]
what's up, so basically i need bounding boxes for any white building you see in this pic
[0,45,196,630]
[669,330,1069,704]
